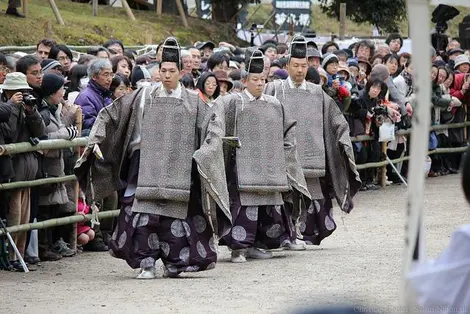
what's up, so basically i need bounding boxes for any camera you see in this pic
[372,105,388,116]
[22,93,37,108]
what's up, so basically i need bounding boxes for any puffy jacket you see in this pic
[451,73,470,106]
[74,80,112,131]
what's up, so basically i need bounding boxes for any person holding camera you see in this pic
[0,72,45,271]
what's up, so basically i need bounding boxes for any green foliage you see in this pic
[0,0,246,46]
[318,0,407,33]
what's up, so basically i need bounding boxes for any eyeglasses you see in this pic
[27,70,43,77]
[58,56,71,62]
[99,72,114,78]
[0,66,11,74]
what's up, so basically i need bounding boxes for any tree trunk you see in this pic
[212,0,238,23]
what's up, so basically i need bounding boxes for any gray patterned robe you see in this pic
[206,92,311,206]
[74,85,232,232]
[265,79,361,213]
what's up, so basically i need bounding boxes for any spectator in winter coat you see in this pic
[0,72,45,270]
[453,55,470,74]
[74,58,113,134]
[321,53,351,112]
[385,33,403,54]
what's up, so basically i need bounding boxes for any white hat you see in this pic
[0,72,32,91]
[454,55,470,69]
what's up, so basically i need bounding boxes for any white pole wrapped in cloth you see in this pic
[403,0,431,311]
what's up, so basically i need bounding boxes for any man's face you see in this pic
[308,56,320,69]
[160,62,180,90]
[92,67,113,90]
[0,64,10,84]
[202,47,213,58]
[26,63,43,88]
[264,47,278,62]
[388,39,401,53]
[357,44,371,59]
[57,50,71,72]
[36,44,51,61]
[287,57,308,84]
[182,55,193,73]
[189,48,201,70]
[243,73,265,98]
[109,44,123,56]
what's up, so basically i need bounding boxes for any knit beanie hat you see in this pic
[41,59,62,73]
[41,73,65,97]
[321,53,339,69]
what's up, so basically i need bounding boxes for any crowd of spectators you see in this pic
[0,33,469,271]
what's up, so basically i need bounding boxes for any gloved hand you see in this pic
[50,126,78,140]
[65,126,78,140]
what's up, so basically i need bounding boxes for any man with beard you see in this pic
[75,37,231,279]
[210,49,310,262]
[265,36,361,246]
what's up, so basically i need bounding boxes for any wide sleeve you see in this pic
[323,93,361,213]
[193,97,232,226]
[74,89,141,201]
[281,101,311,202]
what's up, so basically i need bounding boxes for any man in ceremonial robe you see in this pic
[209,49,311,263]
[265,36,361,245]
[74,37,231,279]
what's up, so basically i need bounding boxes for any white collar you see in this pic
[287,76,307,90]
[158,82,182,99]
[244,89,265,101]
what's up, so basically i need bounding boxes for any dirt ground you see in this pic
[1,175,468,314]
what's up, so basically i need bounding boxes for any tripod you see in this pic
[0,218,28,272]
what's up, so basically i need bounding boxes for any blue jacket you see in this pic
[74,80,112,130]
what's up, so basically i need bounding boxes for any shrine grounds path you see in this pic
[2,175,468,314]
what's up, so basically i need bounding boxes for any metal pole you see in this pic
[0,219,28,272]
[403,0,431,311]
[386,156,408,186]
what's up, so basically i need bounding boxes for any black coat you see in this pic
[0,101,14,182]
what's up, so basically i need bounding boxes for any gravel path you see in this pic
[2,175,467,314]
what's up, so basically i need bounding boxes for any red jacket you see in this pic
[450,73,470,106]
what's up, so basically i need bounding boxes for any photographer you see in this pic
[0,72,45,271]
[346,78,398,191]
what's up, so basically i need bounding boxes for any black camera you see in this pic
[22,93,37,108]
[372,106,388,116]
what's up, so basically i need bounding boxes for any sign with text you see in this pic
[273,0,312,32]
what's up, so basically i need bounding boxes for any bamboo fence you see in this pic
[0,120,469,235]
